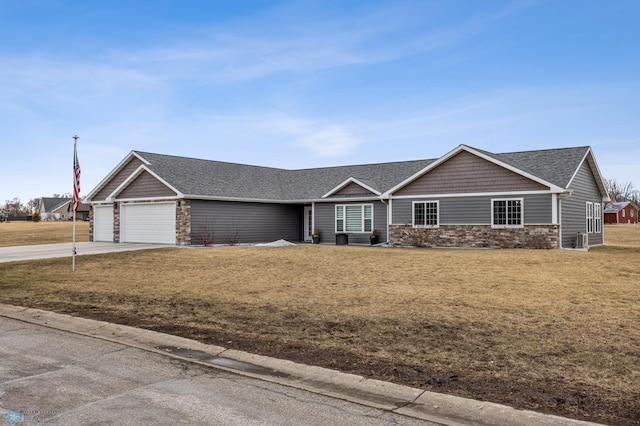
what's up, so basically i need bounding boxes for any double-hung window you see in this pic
[492,198,523,227]
[335,204,372,233]
[588,202,602,233]
[413,201,439,227]
[586,202,594,233]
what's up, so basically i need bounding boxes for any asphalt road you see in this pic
[0,242,173,263]
[0,306,604,426]
[0,316,433,426]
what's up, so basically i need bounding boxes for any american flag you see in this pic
[73,138,81,212]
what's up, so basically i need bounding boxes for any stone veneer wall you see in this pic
[113,202,120,243]
[176,199,191,246]
[389,224,560,249]
[88,206,94,242]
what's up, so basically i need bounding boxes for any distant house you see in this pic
[36,197,72,220]
[36,197,89,220]
[85,144,609,249]
[604,201,638,224]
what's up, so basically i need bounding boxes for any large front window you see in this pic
[413,201,439,227]
[336,204,372,233]
[492,198,523,227]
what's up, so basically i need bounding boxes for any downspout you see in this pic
[380,197,389,244]
[557,190,573,249]
[311,201,315,238]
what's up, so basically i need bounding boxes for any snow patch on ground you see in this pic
[253,239,297,247]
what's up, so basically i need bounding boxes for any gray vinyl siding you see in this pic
[93,157,145,201]
[314,200,387,244]
[561,161,604,248]
[392,194,553,225]
[394,151,548,196]
[335,182,375,196]
[190,200,302,245]
[118,171,177,199]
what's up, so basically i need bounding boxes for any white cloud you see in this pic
[270,117,360,157]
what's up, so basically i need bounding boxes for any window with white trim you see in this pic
[594,202,602,233]
[586,202,594,233]
[335,204,372,233]
[413,201,439,227]
[492,198,523,227]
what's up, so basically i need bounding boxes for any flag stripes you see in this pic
[73,138,81,212]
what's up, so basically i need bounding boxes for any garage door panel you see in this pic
[121,203,175,244]
[93,206,114,242]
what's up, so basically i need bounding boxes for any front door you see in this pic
[303,206,313,242]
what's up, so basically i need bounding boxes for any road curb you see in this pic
[0,304,604,426]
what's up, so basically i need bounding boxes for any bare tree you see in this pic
[2,198,29,216]
[604,178,637,203]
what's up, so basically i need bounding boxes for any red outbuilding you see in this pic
[604,201,638,224]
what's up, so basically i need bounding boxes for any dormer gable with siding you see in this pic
[322,177,381,199]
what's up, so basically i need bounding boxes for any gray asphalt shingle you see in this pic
[133,145,591,201]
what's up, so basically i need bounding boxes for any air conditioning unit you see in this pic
[576,232,589,249]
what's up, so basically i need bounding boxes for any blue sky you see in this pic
[1,0,639,204]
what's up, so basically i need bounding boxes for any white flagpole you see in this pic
[72,135,79,272]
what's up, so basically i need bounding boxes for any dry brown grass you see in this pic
[1,225,639,424]
[0,221,90,247]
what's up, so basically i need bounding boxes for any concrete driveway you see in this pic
[0,242,173,263]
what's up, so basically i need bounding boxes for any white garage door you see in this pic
[93,205,114,242]
[121,202,176,244]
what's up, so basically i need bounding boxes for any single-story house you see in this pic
[36,197,90,221]
[604,201,638,224]
[85,144,608,249]
[36,197,73,220]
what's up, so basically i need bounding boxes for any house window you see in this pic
[586,202,594,233]
[622,209,626,218]
[413,201,439,227]
[492,199,523,227]
[335,204,372,233]
[594,203,602,233]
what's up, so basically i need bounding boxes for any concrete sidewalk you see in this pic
[0,242,173,263]
[0,304,603,426]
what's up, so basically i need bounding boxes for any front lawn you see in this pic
[1,225,639,424]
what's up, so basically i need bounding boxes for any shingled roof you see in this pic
[492,146,591,188]
[134,151,434,201]
[96,144,599,202]
[40,197,72,212]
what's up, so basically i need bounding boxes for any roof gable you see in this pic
[322,178,381,198]
[40,197,72,212]
[115,169,179,200]
[393,150,549,196]
[386,145,565,196]
[87,153,147,201]
[567,148,608,199]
